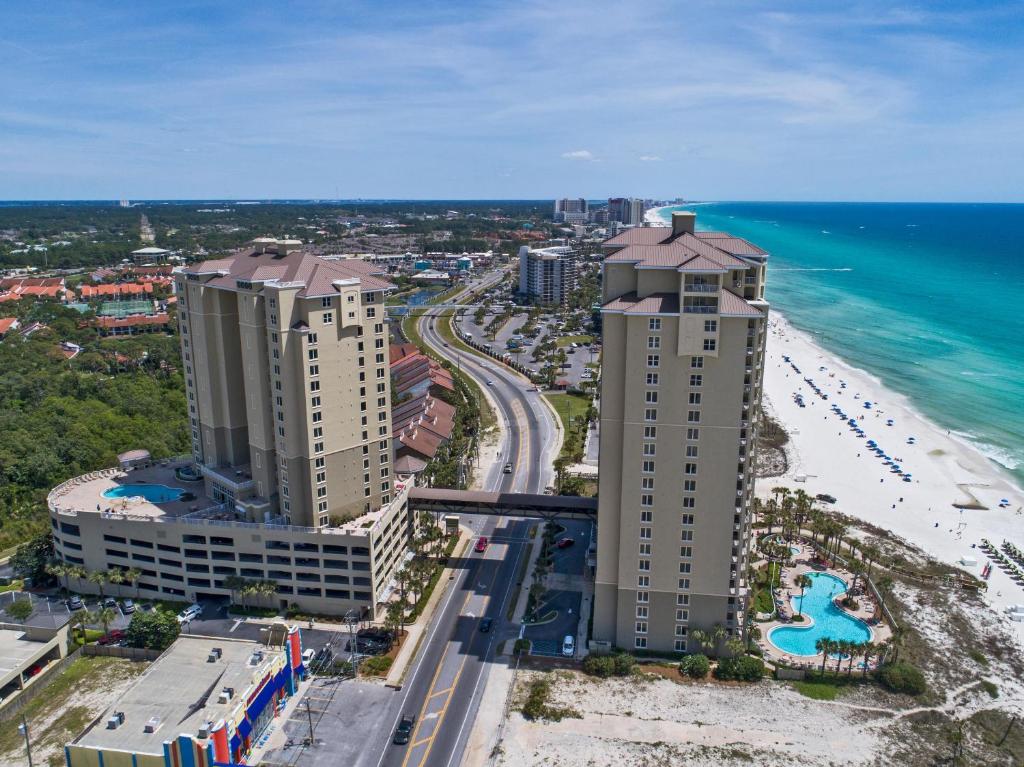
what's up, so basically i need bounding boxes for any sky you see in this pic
[2,0,1023,201]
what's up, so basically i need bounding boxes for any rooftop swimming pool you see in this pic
[102,483,184,503]
[767,572,872,656]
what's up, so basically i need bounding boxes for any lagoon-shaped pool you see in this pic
[767,572,872,656]
[102,483,184,503]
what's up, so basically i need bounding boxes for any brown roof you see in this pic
[603,227,764,271]
[94,313,170,329]
[602,293,680,315]
[718,289,766,317]
[185,247,392,297]
[0,317,18,334]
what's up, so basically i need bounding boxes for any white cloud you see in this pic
[639,155,662,162]
[561,149,596,161]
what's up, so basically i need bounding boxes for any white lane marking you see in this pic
[230,619,242,633]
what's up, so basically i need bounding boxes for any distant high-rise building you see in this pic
[606,197,646,225]
[518,245,578,304]
[594,211,770,654]
[554,198,589,224]
[590,208,610,225]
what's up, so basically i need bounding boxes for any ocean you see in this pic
[654,202,1024,486]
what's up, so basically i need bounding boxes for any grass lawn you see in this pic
[544,392,592,433]
[555,334,593,347]
[790,673,866,700]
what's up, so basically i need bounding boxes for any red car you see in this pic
[555,537,575,549]
[97,630,126,645]
[475,536,489,553]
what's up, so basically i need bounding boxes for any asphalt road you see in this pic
[262,269,559,767]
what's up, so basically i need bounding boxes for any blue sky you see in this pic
[2,1,1022,201]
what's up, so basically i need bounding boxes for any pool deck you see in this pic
[753,540,893,669]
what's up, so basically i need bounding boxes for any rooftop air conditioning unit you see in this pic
[208,647,223,662]
[217,686,234,704]
[106,711,125,729]
[144,717,161,733]
[198,722,212,739]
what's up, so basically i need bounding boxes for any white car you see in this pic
[562,635,575,657]
[177,604,202,623]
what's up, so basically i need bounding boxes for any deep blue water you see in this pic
[656,202,1024,485]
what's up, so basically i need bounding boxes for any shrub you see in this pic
[980,680,998,699]
[362,656,393,676]
[877,662,927,696]
[612,654,635,677]
[125,610,180,651]
[582,655,615,678]
[714,655,764,682]
[679,654,710,679]
[513,638,531,656]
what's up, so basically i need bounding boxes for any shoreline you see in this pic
[760,311,1024,643]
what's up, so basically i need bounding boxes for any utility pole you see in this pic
[18,715,33,767]
[345,609,360,679]
[304,699,315,744]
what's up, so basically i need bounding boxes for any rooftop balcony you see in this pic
[683,282,719,293]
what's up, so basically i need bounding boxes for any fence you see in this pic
[0,648,82,722]
[82,644,163,661]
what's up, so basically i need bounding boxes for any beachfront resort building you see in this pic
[593,211,769,653]
[48,238,414,618]
[553,197,589,224]
[517,245,578,305]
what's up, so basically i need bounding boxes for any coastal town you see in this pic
[1,3,1022,766]
[0,197,1020,767]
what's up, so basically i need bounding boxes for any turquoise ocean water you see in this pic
[654,202,1024,487]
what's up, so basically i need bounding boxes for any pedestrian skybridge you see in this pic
[408,487,597,521]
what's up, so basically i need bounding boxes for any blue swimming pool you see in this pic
[102,484,184,503]
[768,572,872,656]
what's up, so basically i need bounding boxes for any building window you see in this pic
[647,354,659,368]
[680,546,693,558]
[635,621,648,634]
[635,637,648,649]
[308,348,319,360]
[704,319,717,332]
[684,463,697,475]
[682,497,695,508]
[687,410,701,423]
[679,562,692,574]
[644,408,657,422]
[637,575,650,588]
[649,318,661,331]
[679,578,691,589]
[636,605,649,619]
[637,590,649,603]
[641,477,654,490]
[642,443,655,456]
[646,372,659,386]
[639,543,651,556]
[645,391,658,404]
[681,530,694,541]
[639,526,652,540]
[647,336,660,350]
[683,480,696,491]
[643,426,657,439]
[690,374,702,387]
[323,312,334,324]
[640,510,652,523]
[322,297,332,308]
[691,356,704,369]
[677,594,690,605]
[640,494,653,507]
[686,445,698,458]
[309,364,319,377]
[308,332,317,344]
[689,392,702,405]
[682,514,695,525]
[641,460,655,474]
[703,338,716,351]
[687,428,700,440]
[638,559,651,571]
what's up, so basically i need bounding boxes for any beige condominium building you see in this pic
[48,239,413,618]
[594,212,769,654]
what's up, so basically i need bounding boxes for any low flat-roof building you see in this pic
[66,627,305,767]
[0,619,71,713]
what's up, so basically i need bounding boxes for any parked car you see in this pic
[479,617,493,633]
[475,536,489,553]
[816,493,838,504]
[66,596,85,611]
[103,597,117,609]
[562,635,575,657]
[121,599,136,614]
[97,630,126,645]
[555,537,574,549]
[393,715,416,745]
[177,604,202,623]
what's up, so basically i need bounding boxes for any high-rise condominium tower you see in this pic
[593,212,769,653]
[177,238,396,528]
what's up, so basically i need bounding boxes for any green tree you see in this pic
[125,609,180,650]
[123,567,142,599]
[92,606,118,636]
[11,533,54,584]
[87,569,108,598]
[795,574,813,618]
[5,598,33,622]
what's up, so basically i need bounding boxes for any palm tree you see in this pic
[106,568,126,595]
[860,642,876,677]
[834,640,848,676]
[846,642,861,676]
[123,567,142,600]
[91,606,117,636]
[815,637,832,675]
[708,623,727,657]
[69,564,87,592]
[860,543,881,579]
[847,559,866,593]
[68,610,89,644]
[690,628,709,655]
[795,574,813,617]
[223,575,246,608]
[87,570,108,599]
[46,562,70,593]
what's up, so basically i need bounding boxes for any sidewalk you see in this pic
[244,674,314,764]
[384,529,471,687]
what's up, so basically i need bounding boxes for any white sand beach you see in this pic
[761,312,1024,644]
[644,204,672,224]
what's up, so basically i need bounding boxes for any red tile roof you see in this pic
[0,317,18,334]
[94,313,170,329]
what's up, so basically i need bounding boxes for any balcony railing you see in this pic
[683,283,719,293]
[682,305,718,314]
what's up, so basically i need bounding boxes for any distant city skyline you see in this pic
[2,1,1022,202]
